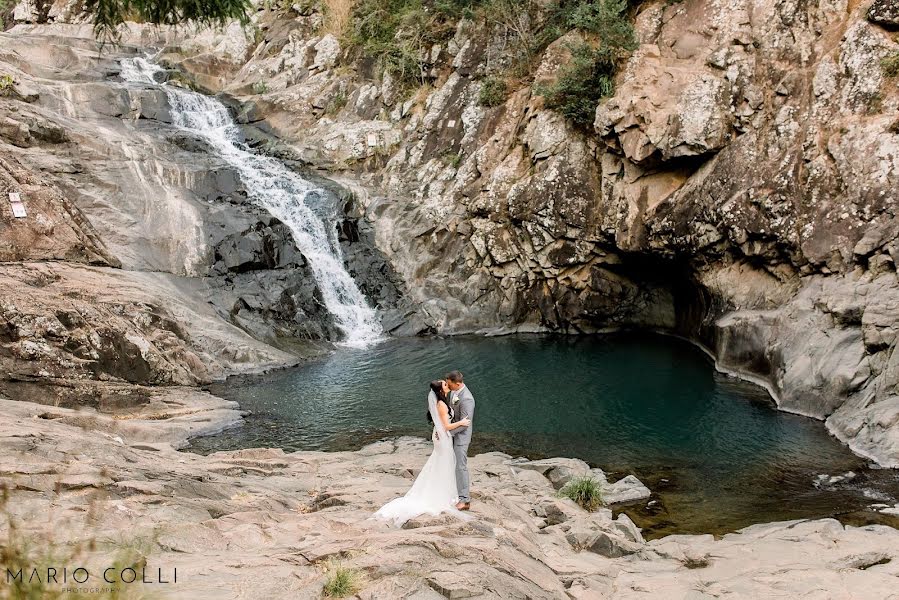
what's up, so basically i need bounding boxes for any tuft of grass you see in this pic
[681,554,711,569]
[325,88,349,114]
[882,52,899,78]
[478,76,507,107]
[323,561,362,597]
[252,79,269,94]
[323,0,355,36]
[557,475,604,511]
[0,486,148,599]
[0,73,13,96]
[441,149,463,168]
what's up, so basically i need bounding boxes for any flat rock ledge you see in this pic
[0,396,898,599]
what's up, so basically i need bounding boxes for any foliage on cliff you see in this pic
[540,0,637,127]
[84,0,251,43]
[343,0,637,122]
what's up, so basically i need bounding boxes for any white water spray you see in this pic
[120,57,382,347]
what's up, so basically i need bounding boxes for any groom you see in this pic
[446,370,475,511]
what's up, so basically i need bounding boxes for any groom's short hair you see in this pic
[446,371,463,383]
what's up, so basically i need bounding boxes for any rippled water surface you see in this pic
[193,333,899,537]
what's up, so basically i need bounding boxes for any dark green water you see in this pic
[192,333,899,537]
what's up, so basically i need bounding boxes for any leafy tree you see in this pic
[84,0,251,44]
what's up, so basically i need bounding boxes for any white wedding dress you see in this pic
[372,391,468,527]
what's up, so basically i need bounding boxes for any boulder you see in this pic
[514,458,590,489]
[426,571,483,599]
[536,497,585,526]
[867,0,899,26]
[603,475,651,505]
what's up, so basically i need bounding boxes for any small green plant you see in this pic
[323,561,361,597]
[882,52,899,78]
[558,475,604,511]
[0,74,13,96]
[478,76,507,107]
[325,88,349,115]
[252,79,269,94]
[441,149,463,168]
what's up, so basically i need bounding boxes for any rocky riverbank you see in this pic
[2,393,899,599]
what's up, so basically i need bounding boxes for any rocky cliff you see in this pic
[15,0,892,464]
[0,26,407,411]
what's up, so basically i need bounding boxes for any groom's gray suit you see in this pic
[449,384,475,503]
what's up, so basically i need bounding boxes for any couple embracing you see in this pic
[373,371,475,527]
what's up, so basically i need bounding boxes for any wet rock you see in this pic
[134,88,173,122]
[604,475,651,505]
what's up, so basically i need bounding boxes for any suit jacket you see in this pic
[449,384,475,446]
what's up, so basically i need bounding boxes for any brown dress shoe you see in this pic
[456,501,470,511]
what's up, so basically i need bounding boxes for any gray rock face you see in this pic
[111,0,899,467]
[868,0,899,26]
[0,28,402,367]
[5,5,899,467]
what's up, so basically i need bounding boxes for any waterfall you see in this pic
[119,57,382,347]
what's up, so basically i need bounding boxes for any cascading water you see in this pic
[119,57,382,347]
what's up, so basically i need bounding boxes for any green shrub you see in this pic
[346,0,437,91]
[566,0,636,47]
[323,561,361,597]
[558,475,604,511]
[346,0,495,93]
[252,80,269,94]
[537,0,636,128]
[538,42,612,128]
[478,76,507,107]
[883,52,899,78]
[343,0,637,107]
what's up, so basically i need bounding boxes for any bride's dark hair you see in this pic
[427,380,449,424]
[430,380,447,402]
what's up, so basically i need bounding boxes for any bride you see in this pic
[372,380,471,527]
